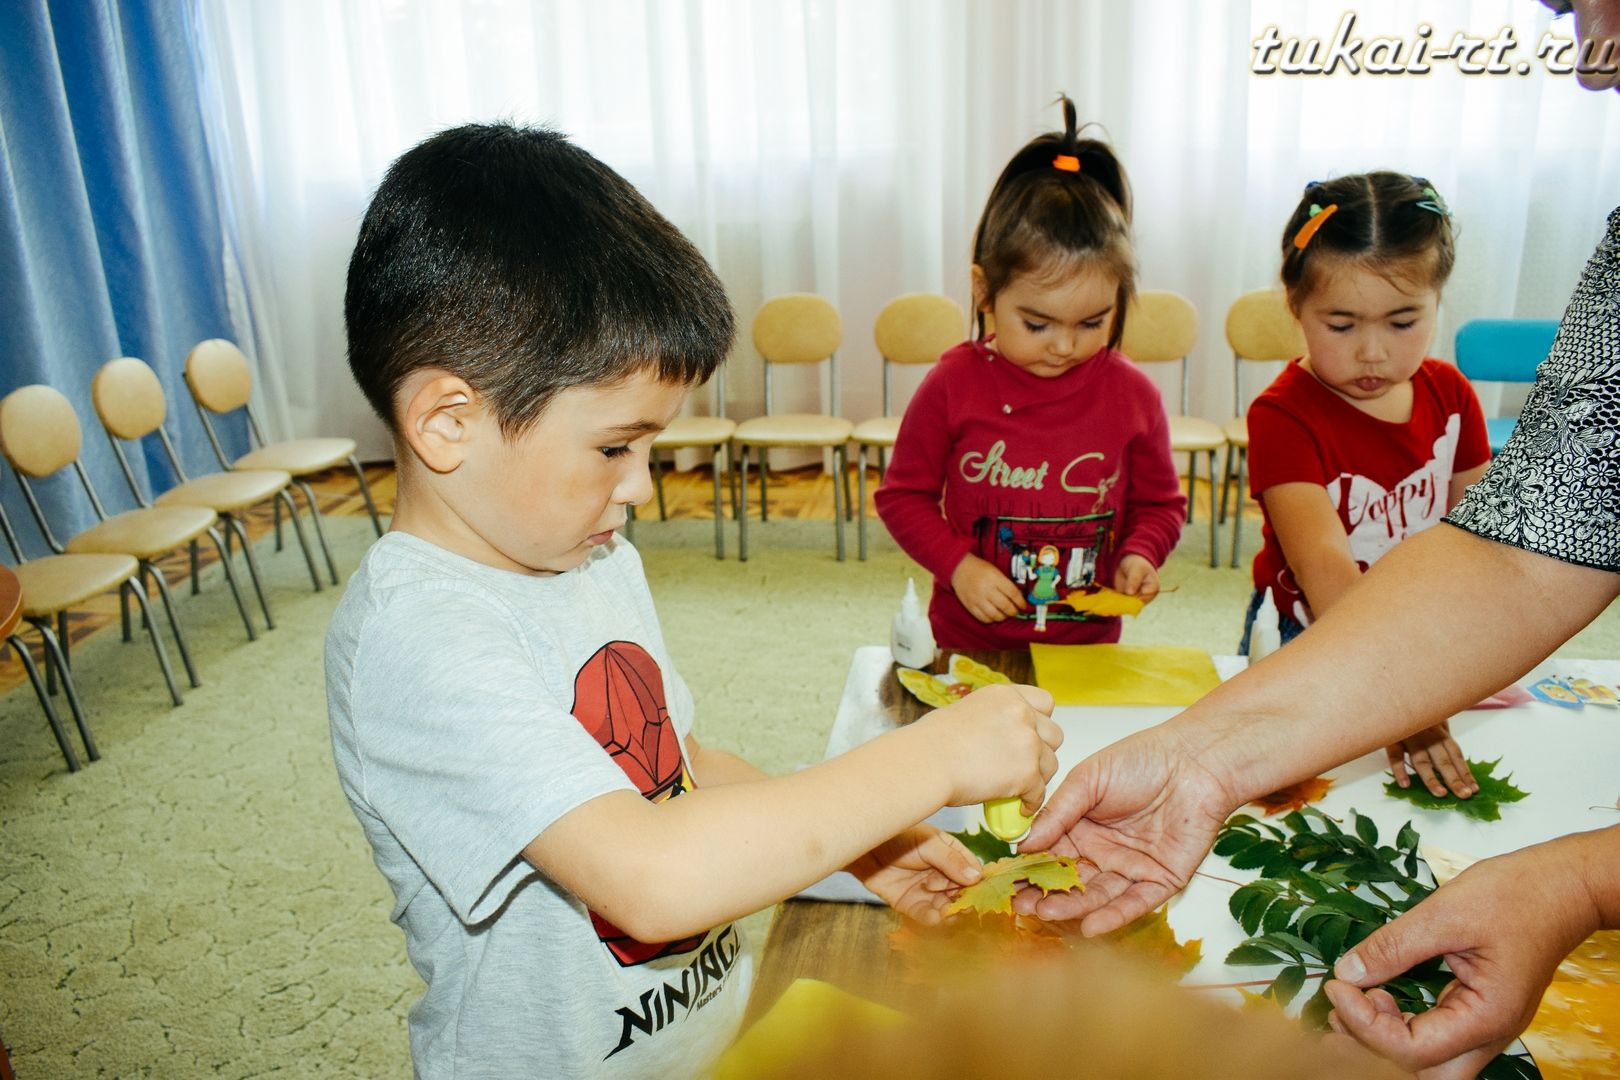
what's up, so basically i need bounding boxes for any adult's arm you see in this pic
[1018,522,1620,933]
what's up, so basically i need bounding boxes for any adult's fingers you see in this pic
[1335,905,1452,988]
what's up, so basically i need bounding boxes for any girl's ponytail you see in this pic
[972,95,1136,346]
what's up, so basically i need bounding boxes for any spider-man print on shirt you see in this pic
[571,641,702,967]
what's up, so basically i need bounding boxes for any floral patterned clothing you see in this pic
[1447,208,1620,571]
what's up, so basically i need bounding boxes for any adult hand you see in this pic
[1112,553,1161,603]
[950,553,1027,623]
[1011,726,1234,934]
[1323,838,1601,1076]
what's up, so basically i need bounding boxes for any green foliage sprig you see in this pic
[1213,808,1538,1079]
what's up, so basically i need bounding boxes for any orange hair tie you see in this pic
[1052,153,1081,173]
[1292,203,1339,250]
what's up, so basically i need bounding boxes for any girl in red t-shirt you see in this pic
[875,97,1185,650]
[1242,172,1491,798]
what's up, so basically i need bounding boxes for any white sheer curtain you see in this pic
[191,0,1620,463]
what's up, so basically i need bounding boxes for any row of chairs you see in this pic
[640,291,1555,571]
[637,289,1290,568]
[1,339,384,770]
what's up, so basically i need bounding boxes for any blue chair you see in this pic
[1454,319,1559,453]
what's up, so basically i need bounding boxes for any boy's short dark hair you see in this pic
[345,122,734,435]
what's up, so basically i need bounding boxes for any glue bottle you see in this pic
[890,578,936,669]
[1249,587,1282,665]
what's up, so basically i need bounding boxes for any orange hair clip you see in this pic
[1052,153,1081,173]
[1292,203,1339,250]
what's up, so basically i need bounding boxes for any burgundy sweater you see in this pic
[875,339,1186,649]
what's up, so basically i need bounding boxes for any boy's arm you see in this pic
[1261,482,1361,618]
[685,735,768,786]
[523,685,1059,944]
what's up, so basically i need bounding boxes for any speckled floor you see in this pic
[2,515,1614,1077]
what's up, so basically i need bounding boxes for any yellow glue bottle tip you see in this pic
[984,797,1032,842]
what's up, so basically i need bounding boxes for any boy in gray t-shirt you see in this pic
[328,123,1062,1079]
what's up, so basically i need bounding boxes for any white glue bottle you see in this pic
[1249,587,1282,664]
[890,578,936,669]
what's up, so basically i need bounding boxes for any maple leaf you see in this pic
[1099,905,1203,978]
[945,853,1083,917]
[1251,776,1334,816]
[1060,585,1146,617]
[1382,758,1529,822]
[949,827,1015,864]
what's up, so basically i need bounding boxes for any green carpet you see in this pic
[1,513,1614,1077]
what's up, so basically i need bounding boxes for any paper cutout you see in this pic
[895,654,1012,710]
[1571,678,1619,707]
[1530,676,1585,709]
[1030,643,1221,706]
[712,978,903,1080]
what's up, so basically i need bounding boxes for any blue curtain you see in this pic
[0,0,248,558]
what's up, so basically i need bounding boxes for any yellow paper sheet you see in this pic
[1029,644,1221,706]
[711,978,902,1080]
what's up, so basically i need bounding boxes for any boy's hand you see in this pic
[1385,721,1477,798]
[923,683,1061,813]
[848,825,983,925]
[1113,554,1160,603]
[950,553,1027,623]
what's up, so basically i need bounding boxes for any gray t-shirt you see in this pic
[326,532,752,1079]
[1447,207,1620,570]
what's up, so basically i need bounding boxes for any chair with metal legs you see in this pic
[184,339,384,587]
[732,295,855,562]
[91,357,323,626]
[1,488,186,768]
[1119,290,1227,568]
[0,385,251,692]
[1219,289,1307,568]
[648,370,736,559]
[850,293,963,560]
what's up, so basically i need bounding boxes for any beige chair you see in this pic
[92,358,327,626]
[0,384,256,692]
[851,293,963,560]
[732,295,855,561]
[647,372,735,560]
[1221,289,1307,568]
[2,486,185,768]
[184,339,383,586]
[1119,291,1227,569]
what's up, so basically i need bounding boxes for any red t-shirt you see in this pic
[1248,358,1490,628]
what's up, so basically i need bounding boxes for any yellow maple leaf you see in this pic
[1060,586,1146,618]
[945,853,1083,917]
[1098,905,1203,978]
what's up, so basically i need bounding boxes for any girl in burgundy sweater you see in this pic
[875,97,1185,650]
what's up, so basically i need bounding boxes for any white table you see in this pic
[825,646,1620,993]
